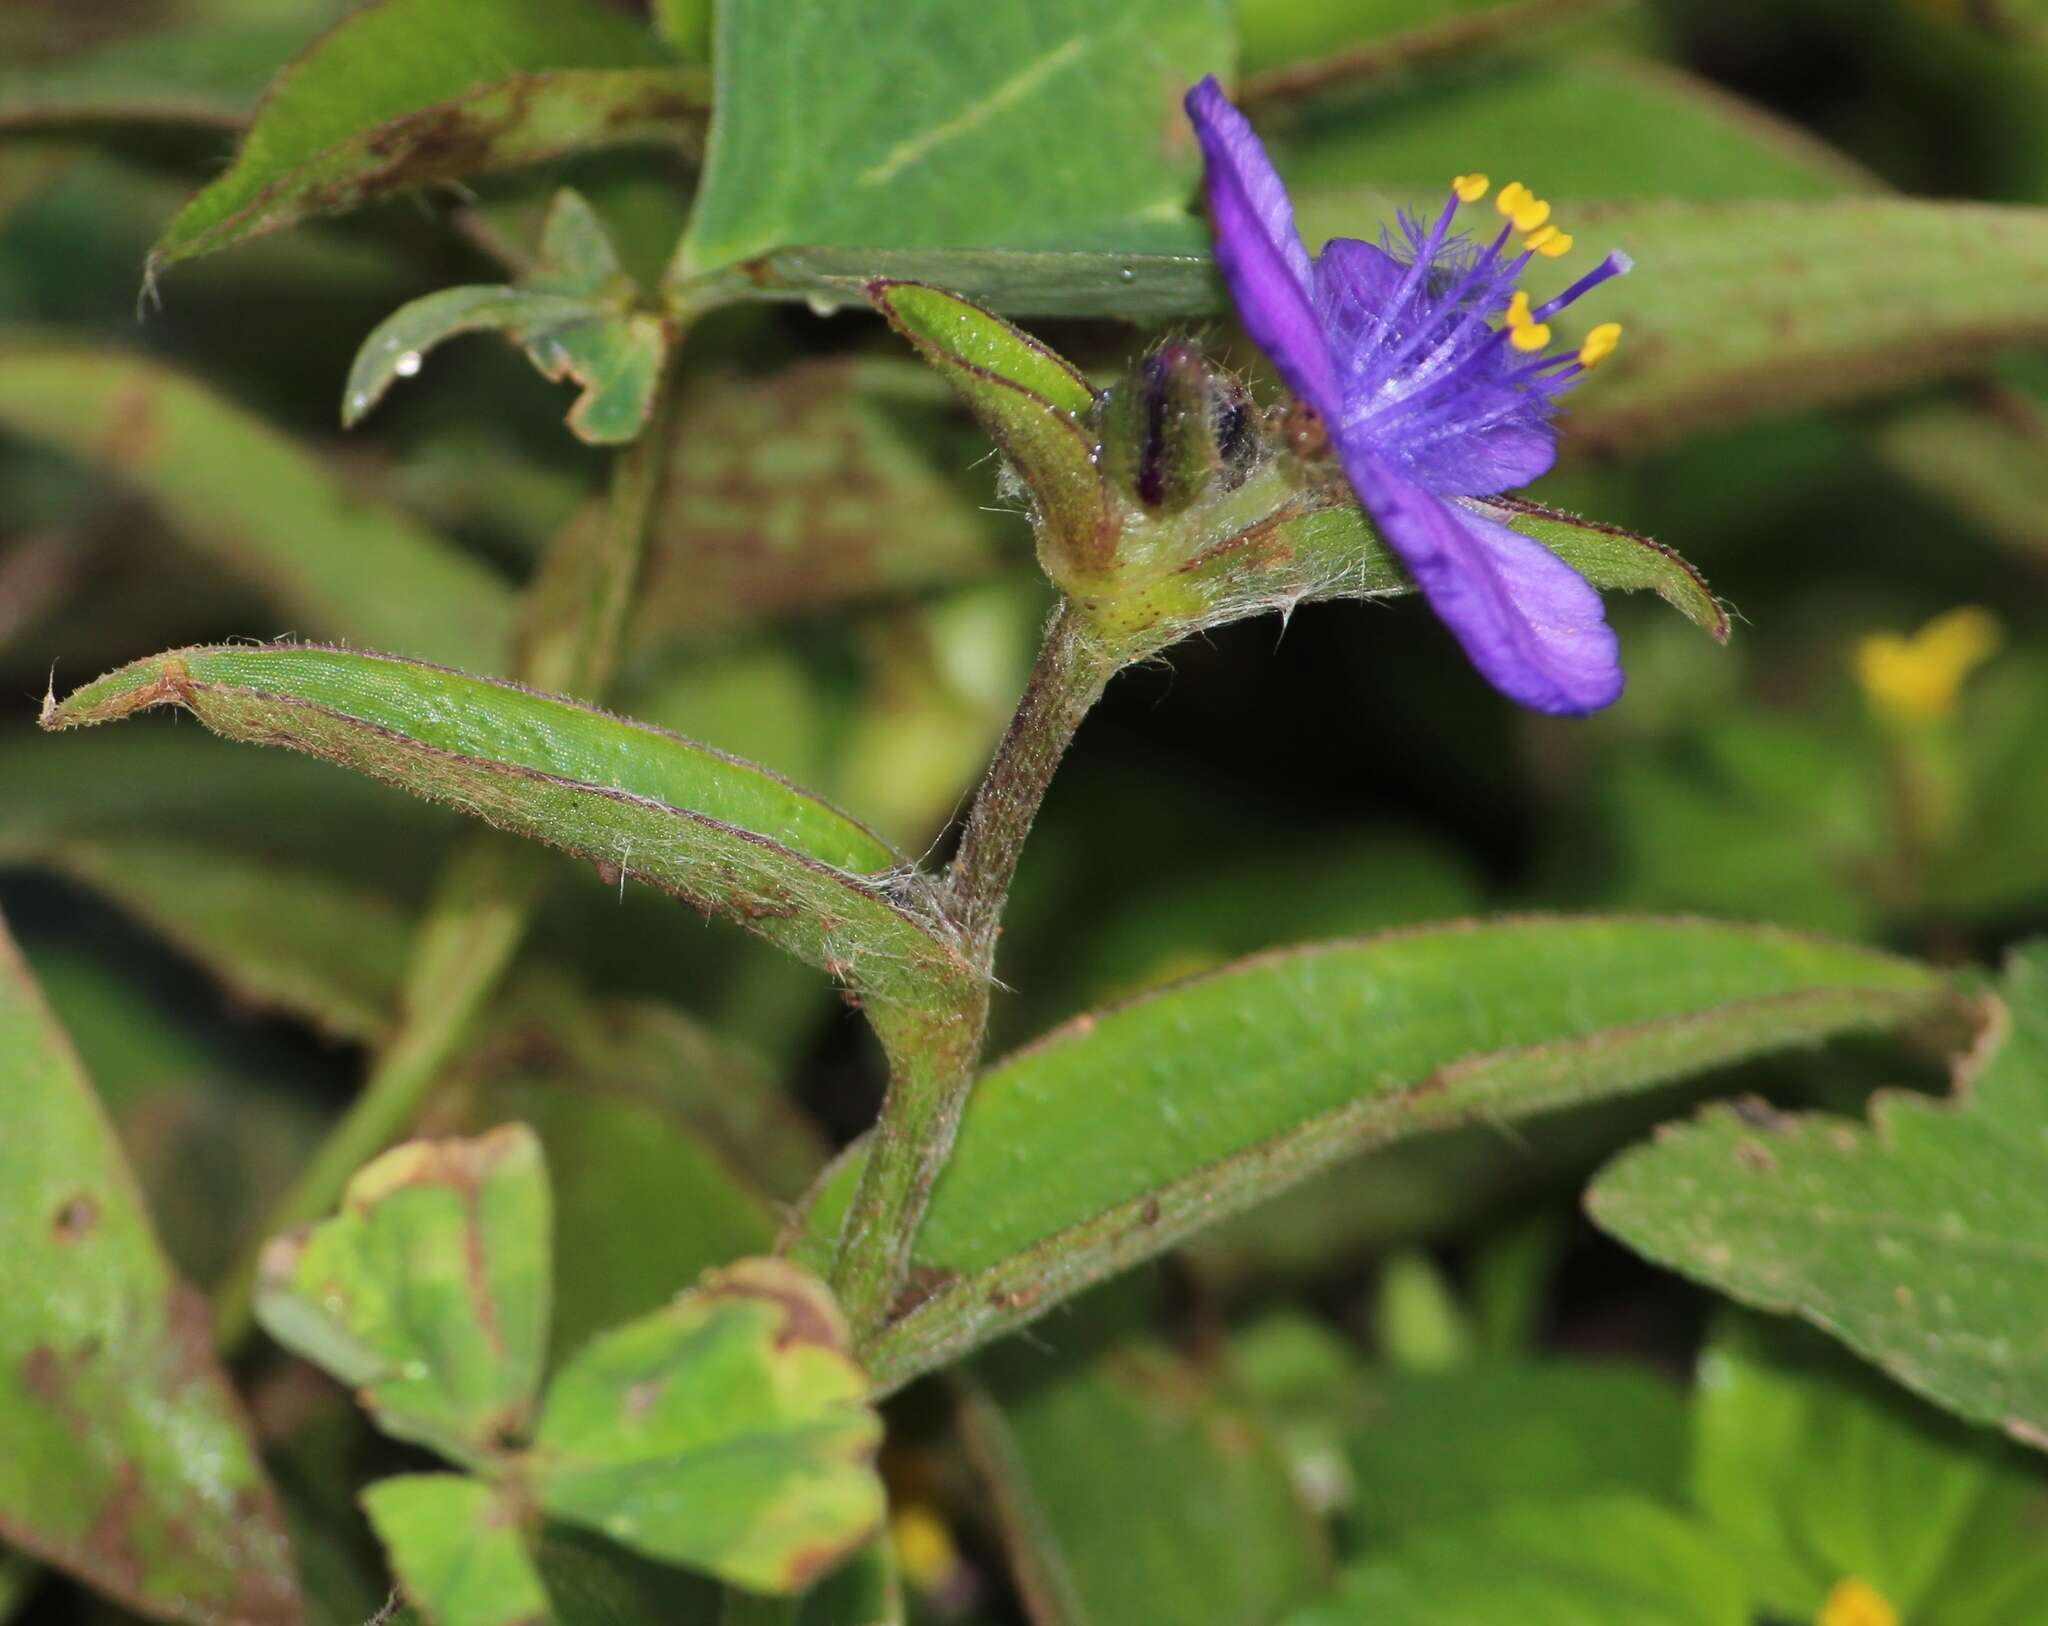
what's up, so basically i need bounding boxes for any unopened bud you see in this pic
[1095,341,1257,514]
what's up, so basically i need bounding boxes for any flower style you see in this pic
[1184,77,1633,715]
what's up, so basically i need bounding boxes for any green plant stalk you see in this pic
[211,361,680,1351]
[829,605,1116,1338]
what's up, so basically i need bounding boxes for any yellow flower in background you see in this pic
[1817,1576,1899,1626]
[1854,606,2003,722]
[891,1502,960,1597]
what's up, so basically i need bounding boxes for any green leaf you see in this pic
[0,908,302,1626]
[0,21,322,131]
[342,287,609,424]
[1238,0,1619,92]
[255,1124,551,1464]
[961,1304,1329,1626]
[0,343,516,671]
[673,0,1231,276]
[347,190,673,446]
[1285,1495,1750,1626]
[460,979,806,1354]
[1230,1311,1372,1519]
[1687,1314,2037,1621]
[867,281,1109,567]
[721,237,1221,320]
[1272,51,1875,202]
[1875,381,2048,564]
[1345,1364,1688,1541]
[795,1539,899,1626]
[151,0,705,269]
[791,917,1951,1388]
[361,1475,548,1626]
[627,358,1008,647]
[530,1258,884,1595]
[40,643,970,1014]
[4,835,410,1044]
[1589,942,2048,1450]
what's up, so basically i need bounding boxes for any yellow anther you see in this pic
[1532,230,1574,258]
[1817,1577,1899,1626]
[1506,290,1533,328]
[1496,180,1532,216]
[1579,322,1622,368]
[1522,224,1561,252]
[1511,197,1552,233]
[1854,606,2003,722]
[891,1504,960,1595]
[1453,172,1490,203]
[1510,320,1551,352]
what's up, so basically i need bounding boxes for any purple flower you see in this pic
[1185,77,1632,716]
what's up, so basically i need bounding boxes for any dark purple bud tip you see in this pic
[1095,339,1259,514]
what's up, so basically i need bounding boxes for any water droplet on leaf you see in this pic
[394,351,423,378]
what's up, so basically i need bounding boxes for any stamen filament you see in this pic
[1534,251,1633,321]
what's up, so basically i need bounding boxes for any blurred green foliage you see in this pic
[6,0,2048,1623]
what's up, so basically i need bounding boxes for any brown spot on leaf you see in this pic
[1731,1095,1792,1132]
[888,1266,958,1322]
[83,1461,148,1597]
[1733,1139,1778,1174]
[52,1193,99,1240]
[100,381,160,467]
[2004,1416,2048,1453]
[704,1258,850,1352]
[625,1379,664,1421]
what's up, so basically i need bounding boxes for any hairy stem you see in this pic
[830,604,1115,1338]
[944,603,1117,970]
[211,367,679,1350]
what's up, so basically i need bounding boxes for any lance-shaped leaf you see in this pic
[530,1258,884,1595]
[0,21,319,132]
[361,1475,549,1626]
[1589,942,2048,1450]
[1237,0,1614,103]
[866,281,1112,568]
[670,0,1229,279]
[717,235,1220,320]
[627,357,1006,646]
[787,918,1953,1389]
[0,910,301,1626]
[0,343,516,670]
[346,190,673,446]
[40,644,968,1014]
[255,1125,551,1465]
[151,0,706,269]
[2,834,410,1045]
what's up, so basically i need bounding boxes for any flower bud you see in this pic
[1094,341,1257,515]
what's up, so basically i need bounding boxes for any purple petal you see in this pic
[1339,445,1623,715]
[1398,420,1558,497]
[1184,77,1338,418]
[1313,238,1559,497]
